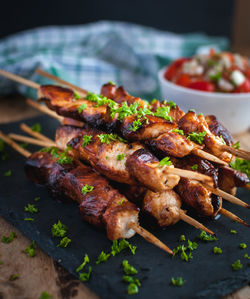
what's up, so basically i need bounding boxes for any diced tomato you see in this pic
[176,74,191,87]
[164,58,189,80]
[188,81,215,92]
[234,78,250,93]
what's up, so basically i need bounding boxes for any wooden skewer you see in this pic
[8,133,56,148]
[0,131,31,158]
[26,98,63,122]
[129,222,173,254]
[164,167,213,184]
[179,210,214,235]
[221,145,250,161]
[36,68,88,97]
[192,148,228,166]
[20,123,55,143]
[220,208,249,227]
[203,182,250,209]
[2,131,173,254]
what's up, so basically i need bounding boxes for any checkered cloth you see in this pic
[0,21,229,100]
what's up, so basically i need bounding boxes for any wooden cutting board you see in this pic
[0,95,249,299]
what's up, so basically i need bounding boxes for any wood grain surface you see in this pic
[0,95,249,299]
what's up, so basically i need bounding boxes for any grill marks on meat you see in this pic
[25,151,139,240]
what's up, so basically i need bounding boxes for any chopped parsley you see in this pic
[232,259,243,271]
[197,230,217,242]
[40,146,60,158]
[31,123,41,133]
[74,91,82,100]
[239,243,247,249]
[117,153,125,161]
[168,100,177,109]
[78,103,87,113]
[24,241,36,257]
[24,204,38,214]
[219,135,226,145]
[230,158,250,178]
[57,236,71,248]
[111,239,136,256]
[129,118,142,132]
[1,232,16,243]
[213,247,222,254]
[39,291,52,299]
[127,283,139,295]
[34,196,40,201]
[171,277,185,287]
[96,251,110,264]
[123,260,138,275]
[244,254,250,259]
[81,184,94,195]
[230,229,237,234]
[57,148,73,165]
[189,109,196,112]
[123,275,141,286]
[51,220,67,238]
[117,198,125,206]
[110,102,139,120]
[76,254,90,272]
[85,92,114,108]
[4,170,11,176]
[187,131,207,145]
[79,266,92,282]
[171,129,184,135]
[154,106,172,122]
[9,274,19,281]
[233,141,240,149]
[179,235,186,242]
[24,218,34,221]
[98,133,117,144]
[173,240,198,262]
[191,164,198,171]
[159,157,172,167]
[108,80,116,85]
[82,135,92,147]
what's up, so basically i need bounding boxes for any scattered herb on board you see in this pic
[230,229,237,234]
[31,123,41,133]
[39,291,53,299]
[4,170,11,176]
[123,260,138,275]
[34,196,40,201]
[232,259,243,271]
[96,251,110,264]
[127,283,139,295]
[173,240,198,262]
[2,232,16,243]
[24,218,34,221]
[179,235,186,242]
[76,254,90,272]
[9,274,19,281]
[239,243,247,249]
[51,220,67,238]
[24,204,38,214]
[111,239,136,256]
[213,247,222,254]
[57,237,71,248]
[79,266,92,282]
[24,241,36,257]
[197,230,217,242]
[244,254,250,260]
[171,277,185,287]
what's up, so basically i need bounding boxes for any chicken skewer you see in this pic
[11,129,216,235]
[0,130,173,254]
[36,68,250,162]
[0,69,229,166]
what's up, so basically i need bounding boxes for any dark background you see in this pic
[0,0,234,39]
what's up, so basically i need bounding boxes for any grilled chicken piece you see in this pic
[25,151,139,240]
[126,149,180,192]
[205,115,234,146]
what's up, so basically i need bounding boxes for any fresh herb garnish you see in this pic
[24,218,34,221]
[1,232,16,243]
[123,275,141,286]
[213,247,222,254]
[191,164,198,171]
[74,91,82,100]
[57,150,73,165]
[171,129,184,135]
[9,274,19,281]
[219,135,226,145]
[232,259,243,271]
[4,170,11,176]
[127,283,139,295]
[39,291,52,299]
[179,235,186,242]
[81,184,94,195]
[34,196,40,201]
[239,243,247,249]
[108,80,116,85]
[117,198,125,206]
[31,123,41,133]
[98,133,117,144]
[111,239,136,256]
[24,204,38,214]
[233,141,240,149]
[154,106,172,122]
[85,92,114,108]
[51,220,67,238]
[110,102,139,120]
[129,118,142,132]
[230,158,250,178]
[187,131,207,145]
[159,157,172,167]
[79,266,92,282]
[197,230,217,242]
[209,72,221,82]
[171,277,185,287]
[244,254,250,259]
[20,142,28,149]
[230,229,237,234]
[96,251,110,264]
[57,236,71,248]
[78,103,87,113]
[173,240,198,262]
[82,135,92,147]
[123,260,138,275]
[0,261,3,265]
[76,254,90,272]
[24,241,36,257]
[189,109,196,112]
[117,153,125,161]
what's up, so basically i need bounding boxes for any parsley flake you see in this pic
[127,283,139,295]
[171,277,185,287]
[9,274,19,281]
[179,235,186,242]
[39,291,52,299]
[191,164,198,171]
[79,266,92,282]
[34,197,40,201]
[24,241,36,257]
[197,230,217,242]
[123,275,141,287]
[31,123,41,133]
[173,240,198,262]
[159,157,172,167]
[129,118,142,132]
[233,141,240,149]
[244,254,250,259]
[117,153,125,161]
[108,80,116,85]
[232,259,243,271]
[111,239,136,256]
[230,229,237,234]
[78,103,87,113]
[98,133,118,144]
[51,220,67,238]
[4,170,11,176]
[230,158,250,178]
[154,106,173,122]
[57,237,71,248]
[76,254,90,272]
[117,198,125,206]
[187,131,207,145]
[171,129,184,135]
[24,218,34,221]
[24,204,38,214]
[1,232,16,243]
[82,135,92,147]
[96,251,110,264]
[81,184,94,195]
[213,247,222,254]
[239,243,247,249]
[123,260,138,275]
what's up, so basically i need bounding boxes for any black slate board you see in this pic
[0,116,249,299]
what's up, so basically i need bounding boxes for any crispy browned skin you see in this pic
[55,125,180,191]
[25,151,139,240]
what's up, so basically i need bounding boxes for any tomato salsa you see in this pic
[164,49,250,93]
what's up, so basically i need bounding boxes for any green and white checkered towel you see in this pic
[0,21,229,100]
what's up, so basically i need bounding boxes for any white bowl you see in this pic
[158,67,250,134]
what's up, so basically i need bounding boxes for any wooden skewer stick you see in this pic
[20,123,55,143]
[221,145,250,161]
[36,68,88,97]
[26,98,63,122]
[8,133,56,148]
[0,69,40,90]
[129,222,173,254]
[203,182,250,209]
[179,210,214,235]
[2,131,173,254]
[164,167,213,184]
[220,208,249,227]
[0,131,31,158]
[192,149,228,166]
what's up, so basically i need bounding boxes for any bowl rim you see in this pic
[158,67,250,99]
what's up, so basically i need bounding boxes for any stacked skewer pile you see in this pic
[0,68,249,254]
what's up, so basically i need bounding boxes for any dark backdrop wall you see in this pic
[0,0,234,38]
